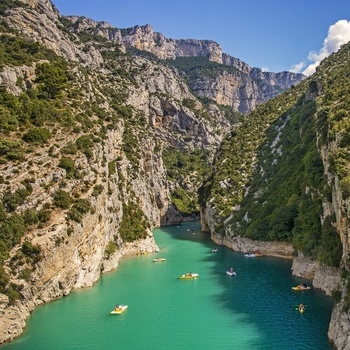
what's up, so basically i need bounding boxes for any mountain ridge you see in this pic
[0,0,348,348]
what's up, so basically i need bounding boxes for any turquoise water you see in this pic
[2,221,334,349]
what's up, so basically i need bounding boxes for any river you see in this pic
[2,221,334,349]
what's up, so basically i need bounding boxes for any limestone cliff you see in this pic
[0,0,231,343]
[0,0,346,347]
[61,18,304,114]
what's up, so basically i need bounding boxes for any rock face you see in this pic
[211,232,294,259]
[121,24,223,64]
[118,26,304,114]
[0,0,232,343]
[8,0,103,66]
[188,53,305,114]
[62,19,304,114]
[328,305,350,350]
[291,253,342,295]
[0,119,169,343]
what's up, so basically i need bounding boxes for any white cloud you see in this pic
[261,67,269,72]
[290,19,350,76]
[290,61,305,73]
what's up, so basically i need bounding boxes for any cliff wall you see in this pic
[0,0,230,343]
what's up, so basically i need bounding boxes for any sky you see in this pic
[52,0,350,75]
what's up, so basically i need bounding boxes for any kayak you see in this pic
[292,286,311,291]
[226,270,236,276]
[110,305,128,314]
[178,273,199,279]
[244,253,256,257]
[153,258,166,262]
[298,305,305,313]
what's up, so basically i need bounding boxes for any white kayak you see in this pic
[226,270,236,276]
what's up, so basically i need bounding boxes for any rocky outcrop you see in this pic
[0,64,36,95]
[328,305,350,350]
[189,56,304,114]
[60,18,304,114]
[120,24,223,63]
[210,232,294,259]
[6,2,103,66]
[291,253,342,295]
[0,119,170,343]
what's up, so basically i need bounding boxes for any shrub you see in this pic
[0,138,24,161]
[22,128,51,144]
[119,202,149,242]
[105,241,117,258]
[21,240,42,263]
[0,213,26,251]
[92,184,104,197]
[35,61,68,99]
[61,141,77,155]
[68,199,93,223]
[58,157,78,178]
[54,189,72,209]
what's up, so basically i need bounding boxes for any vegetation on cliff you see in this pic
[0,17,155,302]
[0,0,233,306]
[202,42,350,270]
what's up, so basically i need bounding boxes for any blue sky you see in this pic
[52,0,350,75]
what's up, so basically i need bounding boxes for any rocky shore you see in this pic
[211,232,295,259]
[0,235,159,345]
[210,232,342,295]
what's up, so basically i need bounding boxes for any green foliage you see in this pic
[76,135,94,159]
[165,56,239,79]
[58,157,79,179]
[67,199,93,223]
[54,190,72,209]
[0,213,26,251]
[18,268,32,282]
[0,105,18,133]
[105,241,117,259]
[122,125,140,167]
[21,240,42,263]
[171,187,196,216]
[163,148,211,216]
[35,61,68,99]
[0,265,9,294]
[6,283,21,305]
[2,181,33,212]
[92,184,104,197]
[61,141,78,155]
[0,0,25,16]
[119,203,149,242]
[0,35,56,69]
[22,127,51,144]
[108,161,116,177]
[0,137,24,161]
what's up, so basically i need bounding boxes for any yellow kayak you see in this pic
[153,258,166,262]
[110,305,128,314]
[292,285,311,291]
[178,273,199,279]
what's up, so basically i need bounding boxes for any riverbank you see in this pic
[210,232,295,259]
[1,222,334,350]
[210,231,342,296]
[0,234,159,345]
